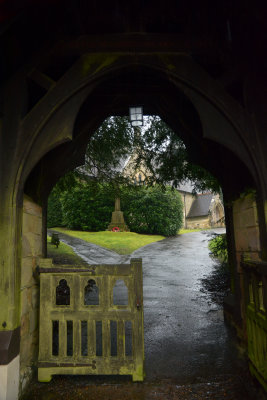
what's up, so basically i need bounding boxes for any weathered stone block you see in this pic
[20,336,33,365]
[23,213,42,235]
[234,227,248,251]
[20,365,33,394]
[240,207,258,228]
[246,226,260,251]
[26,288,32,309]
[38,258,53,268]
[20,314,29,337]
[20,288,32,317]
[233,194,256,214]
[21,257,34,287]
[233,211,242,229]
[23,197,42,217]
[24,232,42,257]
[22,236,32,258]
[29,309,38,334]
[234,226,260,252]
[31,286,39,309]
[31,329,39,347]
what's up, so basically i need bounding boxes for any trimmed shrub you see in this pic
[208,233,228,262]
[61,184,114,231]
[121,185,184,236]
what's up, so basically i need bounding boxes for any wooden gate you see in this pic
[38,258,144,382]
[241,259,267,391]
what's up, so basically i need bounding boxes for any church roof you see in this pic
[176,181,195,193]
[187,193,213,218]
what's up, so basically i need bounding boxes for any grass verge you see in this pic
[47,237,87,265]
[51,228,165,255]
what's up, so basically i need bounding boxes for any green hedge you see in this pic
[121,186,183,236]
[61,184,114,231]
[47,182,184,236]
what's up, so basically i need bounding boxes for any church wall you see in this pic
[186,216,210,229]
[178,191,195,227]
[209,194,225,226]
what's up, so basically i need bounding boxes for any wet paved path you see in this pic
[134,229,238,381]
[32,229,263,399]
[50,228,239,380]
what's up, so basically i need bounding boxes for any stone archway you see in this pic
[0,55,263,399]
[16,57,261,391]
[0,3,267,398]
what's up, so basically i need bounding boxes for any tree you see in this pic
[47,115,220,233]
[77,116,134,192]
[78,115,220,193]
[121,185,184,236]
[47,186,64,228]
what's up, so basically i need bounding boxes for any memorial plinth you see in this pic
[108,198,129,231]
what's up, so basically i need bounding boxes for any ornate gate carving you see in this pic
[38,258,144,382]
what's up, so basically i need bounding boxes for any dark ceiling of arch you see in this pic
[0,0,265,108]
[1,0,263,202]
[24,66,254,204]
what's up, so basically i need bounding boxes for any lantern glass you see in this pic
[129,106,143,127]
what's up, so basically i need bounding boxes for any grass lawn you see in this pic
[51,228,165,255]
[47,237,87,265]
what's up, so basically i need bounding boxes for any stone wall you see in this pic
[233,193,260,263]
[186,216,210,229]
[209,194,225,226]
[20,196,42,392]
[232,192,261,327]
[180,192,195,227]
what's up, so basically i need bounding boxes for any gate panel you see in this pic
[38,258,144,382]
[241,260,267,391]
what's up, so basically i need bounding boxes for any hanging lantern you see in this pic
[129,106,143,127]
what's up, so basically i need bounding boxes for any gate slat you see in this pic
[59,321,67,358]
[117,320,125,359]
[102,320,111,357]
[88,320,96,356]
[73,320,81,359]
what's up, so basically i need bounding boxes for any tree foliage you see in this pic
[78,115,220,193]
[48,115,220,234]
[61,183,114,231]
[133,116,220,192]
[77,116,134,193]
[47,186,64,228]
[121,185,184,236]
